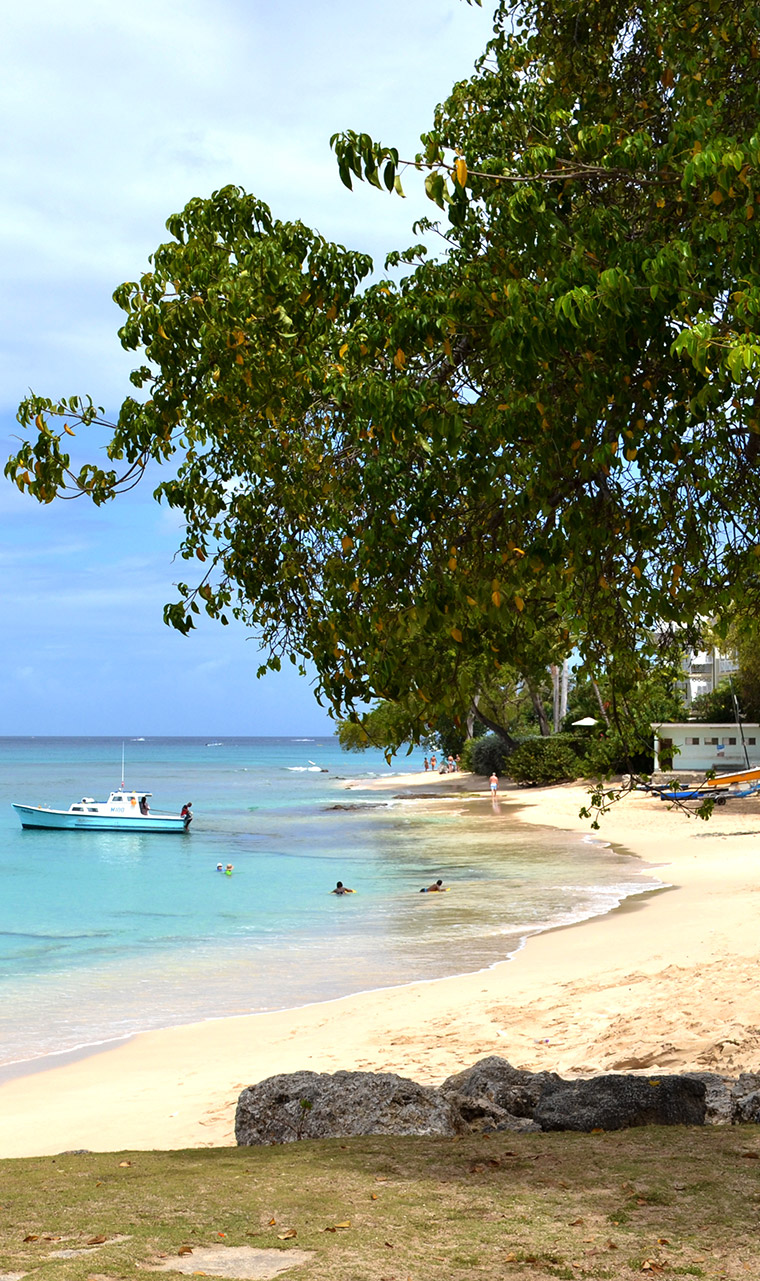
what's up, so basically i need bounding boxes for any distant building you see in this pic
[682,645,739,707]
[651,722,760,773]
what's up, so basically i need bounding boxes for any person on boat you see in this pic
[181,801,192,820]
[139,795,150,815]
[420,879,445,892]
[331,880,354,895]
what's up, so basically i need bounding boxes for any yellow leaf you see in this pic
[339,343,349,358]
[342,535,353,552]
[278,1228,298,1239]
[157,325,168,339]
[632,565,642,578]
[514,596,524,612]
[747,204,755,221]
[393,348,406,370]
[570,439,582,451]
[625,447,638,460]
[492,590,501,607]
[333,1220,351,1229]
[710,189,724,205]
[448,556,457,571]
[35,413,45,429]
[450,627,463,643]
[454,156,468,187]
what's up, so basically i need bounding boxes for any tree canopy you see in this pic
[8,0,760,745]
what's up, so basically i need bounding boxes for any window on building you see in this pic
[748,738,756,746]
[685,737,700,746]
[705,737,719,745]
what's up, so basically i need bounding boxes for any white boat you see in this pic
[12,789,192,833]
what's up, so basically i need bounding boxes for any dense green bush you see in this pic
[505,737,581,786]
[469,733,511,777]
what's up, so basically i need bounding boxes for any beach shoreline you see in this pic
[2,773,760,1158]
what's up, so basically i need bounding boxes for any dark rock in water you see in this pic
[731,1073,760,1123]
[534,1073,706,1131]
[235,1069,461,1146]
[441,1055,565,1118]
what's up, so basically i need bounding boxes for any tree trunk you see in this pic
[592,679,610,727]
[551,664,560,733]
[527,681,551,737]
[469,698,520,751]
[560,658,569,723]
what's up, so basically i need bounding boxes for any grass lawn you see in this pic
[1,1126,759,1279]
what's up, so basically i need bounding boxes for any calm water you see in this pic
[0,737,660,1072]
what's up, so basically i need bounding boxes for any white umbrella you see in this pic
[571,716,599,727]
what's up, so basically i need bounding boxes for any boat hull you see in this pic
[12,804,188,833]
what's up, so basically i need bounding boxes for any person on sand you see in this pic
[430,753,437,771]
[420,879,445,893]
[490,772,499,795]
[423,757,429,772]
[331,880,355,895]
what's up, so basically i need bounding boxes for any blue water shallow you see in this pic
[0,736,660,1070]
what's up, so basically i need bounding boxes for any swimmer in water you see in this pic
[225,863,234,876]
[331,880,354,895]
[420,879,445,893]
[216,863,223,871]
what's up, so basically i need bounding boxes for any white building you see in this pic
[651,722,760,774]
[682,646,739,706]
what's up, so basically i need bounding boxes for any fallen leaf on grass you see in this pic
[86,1235,107,1245]
[118,1161,131,1168]
[278,1229,297,1240]
[741,1150,760,1160]
[569,1218,585,1226]
[504,1253,517,1262]
[268,1218,276,1226]
[178,1245,193,1255]
[657,1237,670,1245]
[642,1262,664,1273]
[23,1234,39,1242]
[371,1194,378,1200]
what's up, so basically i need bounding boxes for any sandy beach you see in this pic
[2,773,760,1158]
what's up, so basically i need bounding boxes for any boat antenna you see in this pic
[729,677,750,770]
[121,741,125,790]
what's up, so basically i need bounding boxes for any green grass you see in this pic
[1,1125,759,1279]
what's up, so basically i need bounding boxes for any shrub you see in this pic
[505,737,581,786]
[469,733,511,776]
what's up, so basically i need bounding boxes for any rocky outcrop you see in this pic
[441,1055,564,1118]
[234,1056,760,1145]
[533,1073,706,1131]
[235,1069,461,1146]
[730,1073,760,1123]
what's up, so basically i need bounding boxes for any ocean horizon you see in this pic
[0,736,661,1078]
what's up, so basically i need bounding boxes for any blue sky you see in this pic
[1,0,495,735]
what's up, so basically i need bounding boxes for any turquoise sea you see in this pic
[0,737,660,1076]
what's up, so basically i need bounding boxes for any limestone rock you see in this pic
[443,1089,541,1133]
[534,1073,706,1131]
[235,1069,461,1146]
[731,1073,760,1123]
[682,1073,733,1125]
[441,1055,564,1118]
